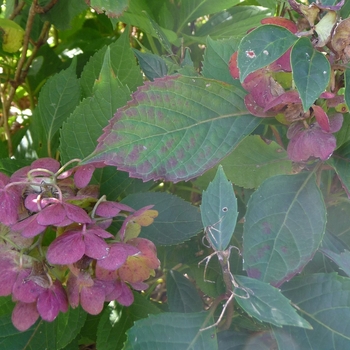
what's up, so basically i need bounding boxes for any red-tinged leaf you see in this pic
[312,105,330,132]
[260,17,298,33]
[83,75,260,182]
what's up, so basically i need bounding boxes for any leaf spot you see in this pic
[222,207,228,212]
[246,50,256,58]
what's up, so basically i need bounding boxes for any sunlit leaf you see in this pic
[0,18,24,53]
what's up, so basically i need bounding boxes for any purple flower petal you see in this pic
[37,203,66,225]
[37,288,60,322]
[115,280,134,306]
[130,281,149,291]
[67,274,80,308]
[52,280,69,312]
[12,269,44,303]
[97,243,140,271]
[47,230,85,265]
[64,202,92,224]
[95,201,134,218]
[80,282,106,315]
[0,188,21,225]
[84,232,109,259]
[12,214,47,238]
[31,158,60,173]
[74,164,95,188]
[0,258,18,296]
[87,225,114,239]
[11,301,39,331]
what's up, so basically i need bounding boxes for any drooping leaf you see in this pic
[235,275,312,329]
[83,75,260,182]
[273,273,350,349]
[238,25,297,82]
[166,270,203,313]
[195,6,271,42]
[200,165,238,251]
[177,0,240,32]
[291,37,330,111]
[96,293,161,350]
[123,312,217,350]
[90,0,128,17]
[243,173,326,287]
[121,192,202,246]
[60,46,130,164]
[202,37,242,87]
[328,141,350,197]
[220,135,293,189]
[38,59,81,156]
[319,248,350,276]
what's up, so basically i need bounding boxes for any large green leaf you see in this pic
[166,270,204,313]
[320,248,350,276]
[96,293,161,350]
[202,37,242,87]
[83,75,260,182]
[345,68,350,111]
[200,165,238,251]
[238,25,297,82]
[235,275,311,329]
[243,173,326,286]
[38,59,81,156]
[121,192,202,246]
[177,0,240,32]
[273,273,350,349]
[90,0,128,17]
[291,37,331,111]
[60,46,130,164]
[220,135,293,189]
[123,312,217,350]
[328,141,350,197]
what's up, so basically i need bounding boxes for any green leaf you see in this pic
[96,293,161,350]
[123,312,217,350]
[219,135,293,189]
[121,192,202,246]
[166,270,204,313]
[345,69,350,111]
[196,6,271,42]
[243,173,326,286]
[0,299,86,350]
[133,50,168,81]
[320,249,350,276]
[177,0,240,32]
[235,275,312,329]
[202,37,242,86]
[328,141,350,197]
[0,18,24,53]
[238,25,297,82]
[60,46,130,164]
[291,37,331,111]
[83,75,260,182]
[80,29,142,98]
[38,59,81,156]
[200,165,238,251]
[274,273,350,349]
[40,0,87,30]
[90,0,128,17]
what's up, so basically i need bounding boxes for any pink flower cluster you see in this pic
[229,17,344,162]
[0,158,159,331]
